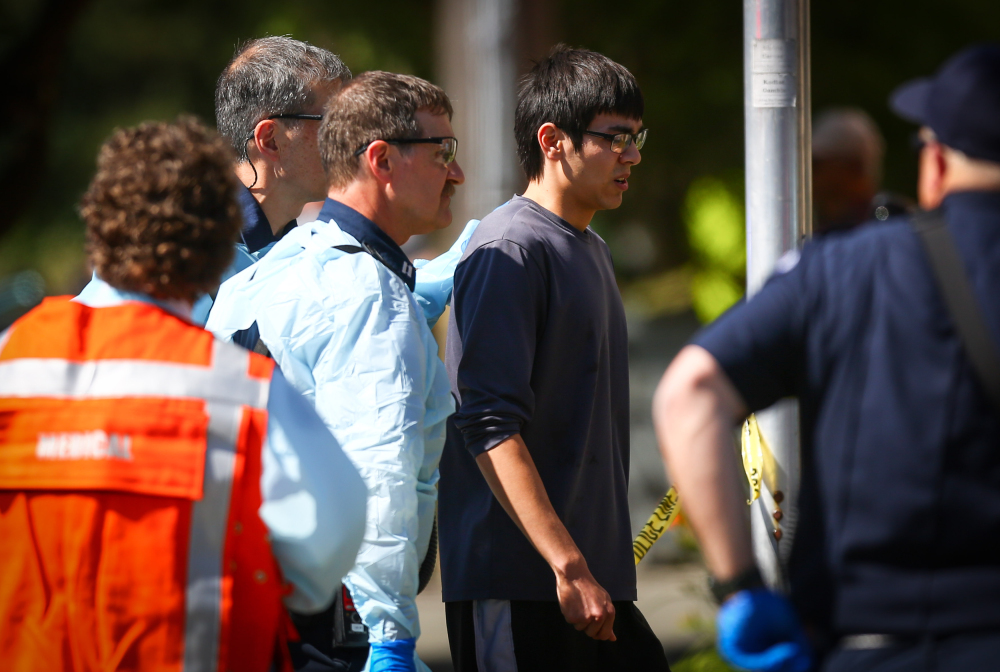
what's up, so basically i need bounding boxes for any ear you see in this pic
[536,122,565,160]
[250,120,280,163]
[359,140,394,185]
[918,142,948,210]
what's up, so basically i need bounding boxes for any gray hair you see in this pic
[215,36,352,161]
[812,107,885,183]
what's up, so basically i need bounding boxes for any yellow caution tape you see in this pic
[741,414,779,504]
[634,415,780,565]
[633,487,682,565]
[742,415,764,503]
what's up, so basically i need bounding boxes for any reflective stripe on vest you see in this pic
[0,298,281,672]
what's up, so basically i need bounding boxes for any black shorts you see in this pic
[445,600,671,672]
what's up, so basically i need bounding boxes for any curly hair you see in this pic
[80,117,242,302]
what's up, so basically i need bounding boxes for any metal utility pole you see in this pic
[742,0,811,589]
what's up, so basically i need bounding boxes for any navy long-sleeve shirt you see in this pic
[439,195,636,602]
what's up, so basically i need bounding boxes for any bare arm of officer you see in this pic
[476,434,616,642]
[653,345,754,582]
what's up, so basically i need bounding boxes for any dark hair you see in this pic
[515,44,644,181]
[215,36,352,161]
[80,117,242,302]
[319,71,453,188]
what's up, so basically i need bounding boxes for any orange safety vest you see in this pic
[0,297,294,672]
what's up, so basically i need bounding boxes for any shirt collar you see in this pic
[237,185,296,254]
[318,198,416,291]
[74,274,192,321]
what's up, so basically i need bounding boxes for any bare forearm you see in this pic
[653,345,754,581]
[475,435,585,576]
[476,433,616,640]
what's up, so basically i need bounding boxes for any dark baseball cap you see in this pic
[890,44,1000,164]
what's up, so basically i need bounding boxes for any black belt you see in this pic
[839,634,917,650]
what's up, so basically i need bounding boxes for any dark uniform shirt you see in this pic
[440,196,635,602]
[236,185,297,254]
[194,186,296,326]
[695,190,1000,636]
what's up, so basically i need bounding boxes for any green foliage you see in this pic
[673,648,737,672]
[0,0,435,293]
[684,177,746,323]
[686,177,745,275]
[691,271,744,324]
[4,0,1000,295]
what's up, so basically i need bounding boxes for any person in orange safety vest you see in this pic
[0,117,367,672]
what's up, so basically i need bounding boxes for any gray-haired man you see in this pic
[191,36,351,323]
[77,36,351,325]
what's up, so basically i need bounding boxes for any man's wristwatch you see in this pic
[708,566,765,604]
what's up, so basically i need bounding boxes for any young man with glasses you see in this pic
[208,71,465,672]
[439,45,670,671]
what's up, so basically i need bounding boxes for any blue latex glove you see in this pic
[412,218,480,327]
[368,638,417,672]
[716,588,813,672]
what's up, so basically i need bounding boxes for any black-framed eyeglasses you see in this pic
[583,128,648,153]
[353,136,459,165]
[267,113,324,122]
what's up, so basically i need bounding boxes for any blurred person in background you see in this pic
[440,45,671,672]
[655,44,1000,672]
[0,118,366,671]
[208,72,467,672]
[813,107,913,234]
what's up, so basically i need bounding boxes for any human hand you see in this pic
[555,561,617,641]
[716,588,812,672]
[368,638,416,672]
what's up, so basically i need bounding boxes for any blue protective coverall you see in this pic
[207,205,477,671]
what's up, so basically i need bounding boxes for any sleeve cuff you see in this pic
[456,415,522,458]
[467,430,519,457]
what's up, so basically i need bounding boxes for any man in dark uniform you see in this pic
[654,44,1000,672]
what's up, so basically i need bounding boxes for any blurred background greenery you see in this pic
[2,0,999,324]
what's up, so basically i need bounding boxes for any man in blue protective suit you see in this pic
[655,44,1000,672]
[208,71,470,672]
